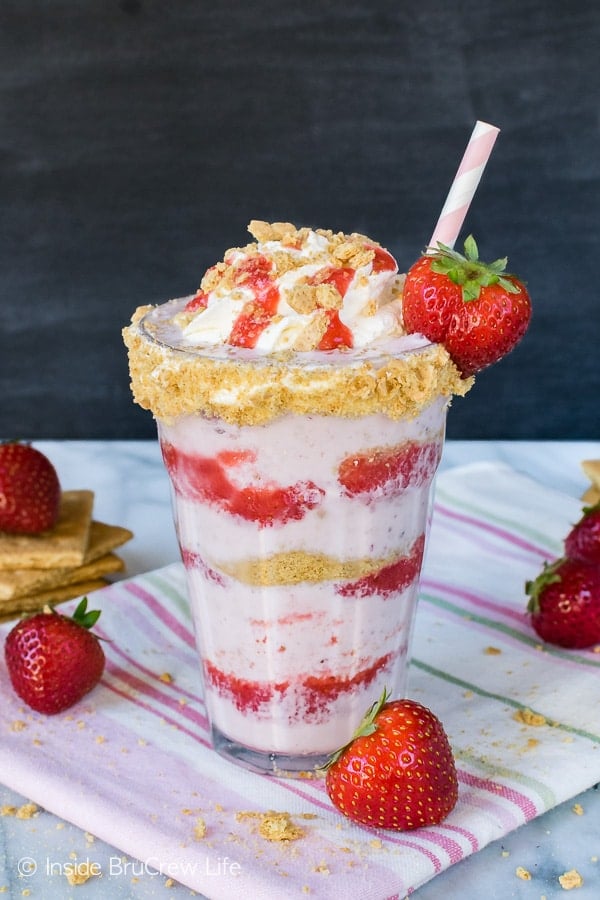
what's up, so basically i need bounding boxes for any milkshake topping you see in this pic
[178,221,402,353]
[123,222,471,425]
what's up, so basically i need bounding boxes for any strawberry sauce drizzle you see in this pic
[309,265,355,297]
[370,245,397,273]
[227,255,280,348]
[318,310,354,350]
[309,265,355,349]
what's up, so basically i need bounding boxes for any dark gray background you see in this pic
[1,0,598,440]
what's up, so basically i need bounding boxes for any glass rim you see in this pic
[139,296,438,370]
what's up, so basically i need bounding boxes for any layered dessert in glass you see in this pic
[123,220,470,774]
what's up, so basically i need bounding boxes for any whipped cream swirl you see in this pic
[177,221,406,353]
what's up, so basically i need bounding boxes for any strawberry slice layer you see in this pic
[161,443,324,526]
[337,535,425,598]
[301,652,394,718]
[204,660,287,713]
[338,440,441,498]
[203,652,395,719]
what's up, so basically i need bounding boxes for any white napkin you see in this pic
[0,462,598,899]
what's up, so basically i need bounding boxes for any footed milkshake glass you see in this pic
[124,296,465,776]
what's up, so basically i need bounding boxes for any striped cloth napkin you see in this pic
[1,462,599,899]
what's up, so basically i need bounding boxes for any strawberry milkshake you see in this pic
[123,220,470,774]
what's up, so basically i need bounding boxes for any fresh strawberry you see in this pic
[402,236,532,377]
[564,503,600,565]
[526,558,600,649]
[0,442,61,534]
[324,689,458,830]
[4,597,105,714]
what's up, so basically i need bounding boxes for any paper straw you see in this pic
[428,120,500,250]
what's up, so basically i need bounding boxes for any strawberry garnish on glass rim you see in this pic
[428,235,521,302]
[402,235,532,378]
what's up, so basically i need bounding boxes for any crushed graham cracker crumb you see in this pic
[315,283,342,310]
[558,869,584,889]
[515,865,532,880]
[65,862,97,886]
[287,284,319,315]
[193,817,207,840]
[513,708,547,727]
[10,720,27,732]
[16,802,39,819]
[248,220,297,243]
[236,810,305,842]
[291,311,329,351]
[312,861,330,875]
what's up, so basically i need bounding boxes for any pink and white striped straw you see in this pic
[428,120,500,250]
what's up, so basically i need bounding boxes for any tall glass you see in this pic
[125,298,458,776]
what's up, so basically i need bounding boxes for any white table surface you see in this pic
[1,439,599,899]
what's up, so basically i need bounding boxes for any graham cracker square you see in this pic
[0,491,94,570]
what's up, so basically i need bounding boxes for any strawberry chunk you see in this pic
[338,440,441,497]
[184,290,209,312]
[161,443,324,526]
[302,653,394,718]
[337,535,425,597]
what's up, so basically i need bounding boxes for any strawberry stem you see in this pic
[320,686,390,771]
[427,235,521,302]
[525,560,563,614]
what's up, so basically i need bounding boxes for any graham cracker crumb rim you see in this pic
[123,300,472,426]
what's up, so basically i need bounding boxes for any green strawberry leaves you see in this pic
[525,559,563,614]
[71,596,102,630]
[428,235,521,302]
[321,686,390,770]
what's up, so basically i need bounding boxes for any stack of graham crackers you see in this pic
[582,460,600,505]
[0,490,133,620]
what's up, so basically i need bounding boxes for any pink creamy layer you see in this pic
[159,402,445,755]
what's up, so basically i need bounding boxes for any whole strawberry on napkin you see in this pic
[5,597,105,713]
